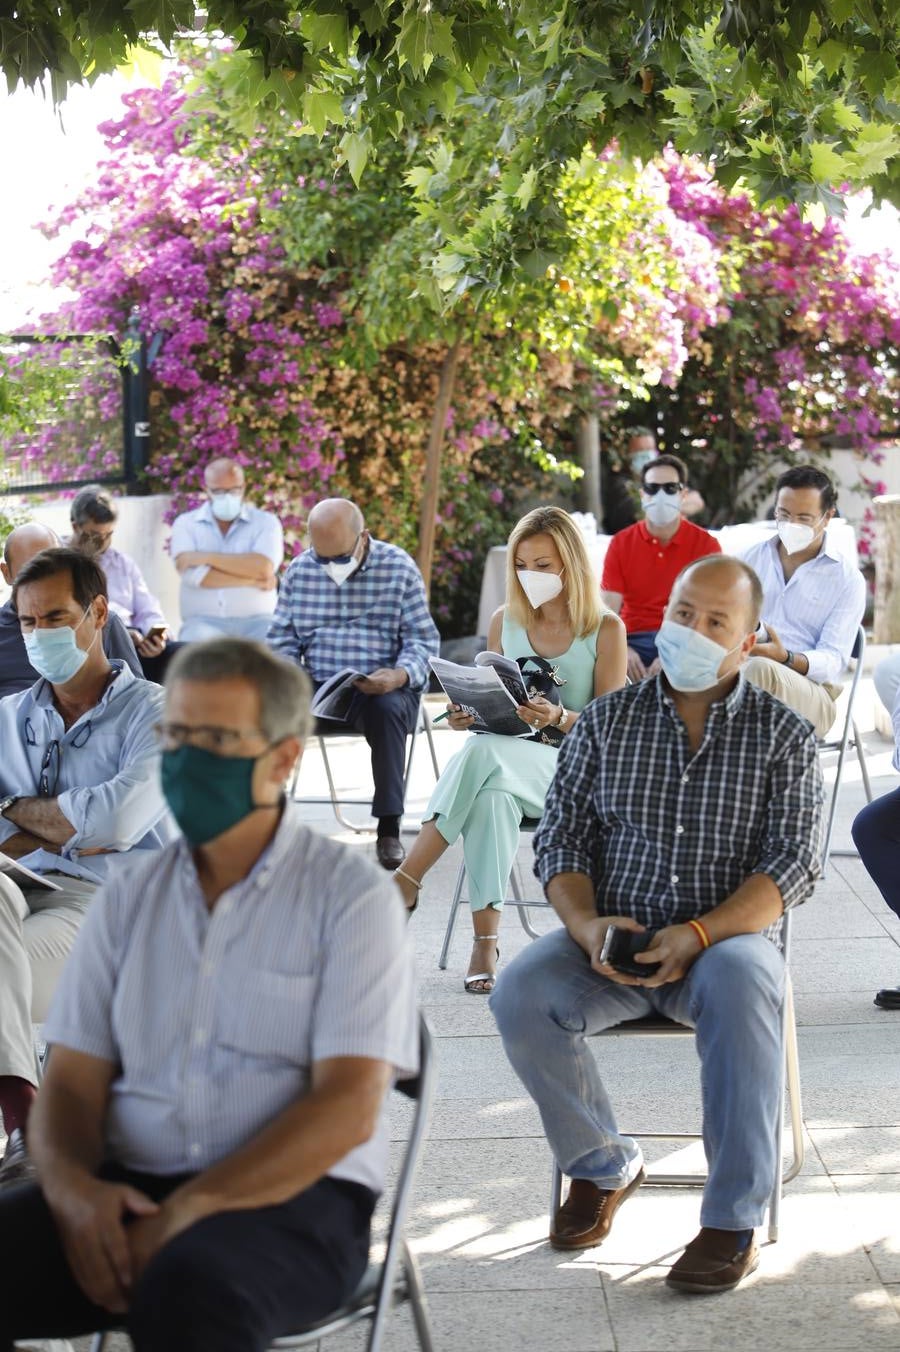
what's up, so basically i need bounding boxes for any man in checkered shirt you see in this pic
[492,554,824,1296]
[267,498,440,870]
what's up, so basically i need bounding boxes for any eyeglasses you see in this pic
[39,741,60,797]
[310,532,361,565]
[154,722,266,754]
[774,509,823,528]
[642,482,683,496]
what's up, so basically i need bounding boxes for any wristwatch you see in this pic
[781,650,794,668]
[556,707,570,731]
[0,794,20,818]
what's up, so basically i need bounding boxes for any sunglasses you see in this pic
[642,482,683,496]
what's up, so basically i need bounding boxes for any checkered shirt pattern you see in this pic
[267,539,440,692]
[534,674,824,944]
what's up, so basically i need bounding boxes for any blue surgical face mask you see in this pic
[24,609,96,686]
[630,450,656,474]
[656,619,743,693]
[210,491,243,523]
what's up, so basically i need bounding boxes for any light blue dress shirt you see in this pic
[739,532,866,685]
[170,501,284,623]
[0,662,175,884]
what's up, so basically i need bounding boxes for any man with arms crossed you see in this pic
[492,555,823,1293]
[171,457,284,641]
[0,639,417,1351]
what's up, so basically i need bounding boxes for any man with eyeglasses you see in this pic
[738,465,865,737]
[0,549,173,1191]
[1,522,142,696]
[267,498,439,870]
[170,457,284,642]
[0,639,417,1351]
[68,485,179,683]
[601,454,721,682]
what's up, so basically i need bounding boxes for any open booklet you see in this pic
[0,850,63,891]
[310,668,367,722]
[429,652,533,737]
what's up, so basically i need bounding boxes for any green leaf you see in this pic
[302,88,344,136]
[514,166,539,209]
[808,140,846,183]
[847,123,900,178]
[662,86,694,117]
[339,129,371,186]
[831,97,864,133]
[816,39,847,78]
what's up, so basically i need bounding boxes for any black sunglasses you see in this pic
[643,482,683,496]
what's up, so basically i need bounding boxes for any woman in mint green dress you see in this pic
[395,506,627,991]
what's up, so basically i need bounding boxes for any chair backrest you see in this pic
[819,624,867,865]
[367,1013,435,1346]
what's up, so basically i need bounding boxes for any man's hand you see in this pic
[354,668,408,696]
[626,647,647,682]
[174,550,209,571]
[128,1195,202,1284]
[255,573,277,590]
[645,657,662,677]
[624,923,703,988]
[569,914,646,978]
[752,623,788,665]
[135,632,166,658]
[47,1175,160,1313]
[0,829,53,858]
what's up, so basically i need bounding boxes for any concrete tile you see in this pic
[831,1174,900,1285]
[789,938,900,993]
[604,1269,900,1350]
[794,992,899,1026]
[809,1126,900,1175]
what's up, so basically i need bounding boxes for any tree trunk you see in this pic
[576,413,601,523]
[873,495,900,642]
[416,336,461,595]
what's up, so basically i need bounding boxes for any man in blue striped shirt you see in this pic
[0,639,418,1351]
[267,498,440,869]
[492,555,824,1296]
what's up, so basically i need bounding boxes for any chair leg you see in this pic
[89,1335,108,1351]
[549,1159,564,1230]
[401,1242,436,1352]
[511,862,541,940]
[438,861,467,970]
[855,721,873,804]
[319,735,372,834]
[421,710,440,781]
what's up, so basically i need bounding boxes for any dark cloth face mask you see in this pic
[161,743,277,846]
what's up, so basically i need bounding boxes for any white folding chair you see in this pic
[438,816,556,969]
[91,1015,437,1352]
[548,912,803,1244]
[290,696,439,833]
[819,625,873,864]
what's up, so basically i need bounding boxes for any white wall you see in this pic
[2,494,182,628]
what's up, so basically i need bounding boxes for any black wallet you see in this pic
[600,926,661,977]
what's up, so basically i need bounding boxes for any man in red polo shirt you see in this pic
[601,454,721,681]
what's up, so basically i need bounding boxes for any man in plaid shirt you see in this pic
[267,498,439,869]
[491,554,824,1295]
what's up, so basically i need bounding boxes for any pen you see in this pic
[432,710,452,724]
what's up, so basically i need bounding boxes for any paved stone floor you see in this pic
[46,678,900,1350]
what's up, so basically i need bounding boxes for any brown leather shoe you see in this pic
[666,1227,759,1293]
[549,1168,645,1250]
[375,836,405,871]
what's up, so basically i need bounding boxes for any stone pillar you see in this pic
[873,494,900,643]
[576,414,601,522]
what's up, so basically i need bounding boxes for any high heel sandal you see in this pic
[394,866,422,916]
[464,934,500,995]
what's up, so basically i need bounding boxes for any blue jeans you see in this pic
[851,787,900,920]
[626,630,659,666]
[490,927,785,1230]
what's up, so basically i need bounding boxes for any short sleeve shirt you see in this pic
[601,519,721,633]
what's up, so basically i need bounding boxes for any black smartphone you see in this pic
[599,926,661,978]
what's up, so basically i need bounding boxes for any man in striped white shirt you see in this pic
[0,640,418,1352]
[738,465,865,737]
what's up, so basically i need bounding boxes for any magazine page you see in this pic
[473,650,531,705]
[0,851,62,891]
[310,668,367,722]
[429,657,532,737]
